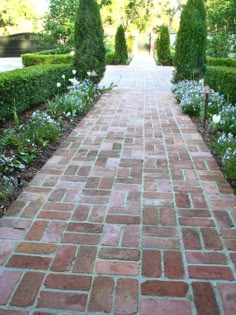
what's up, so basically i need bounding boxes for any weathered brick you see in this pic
[67,222,103,233]
[142,250,161,277]
[25,221,49,241]
[141,299,192,315]
[214,211,234,228]
[0,310,29,315]
[141,280,188,297]
[0,240,16,265]
[51,245,76,271]
[37,211,70,220]
[192,282,220,315]
[164,251,184,279]
[73,246,97,273]
[175,193,191,208]
[48,188,66,202]
[224,239,236,250]
[99,247,140,261]
[143,207,159,225]
[88,277,114,313]
[122,225,139,247]
[201,228,222,250]
[230,253,236,268]
[186,252,227,265]
[45,274,92,291]
[114,279,138,314]
[143,226,178,237]
[0,228,25,240]
[102,224,121,246]
[15,242,57,255]
[62,233,100,245]
[88,205,107,222]
[37,291,87,311]
[96,261,139,275]
[0,271,21,304]
[218,283,236,314]
[7,255,51,270]
[182,228,201,250]
[10,272,44,307]
[143,237,179,249]
[160,207,176,226]
[106,215,140,224]
[72,205,90,221]
[42,221,65,243]
[180,217,215,227]
[188,266,234,280]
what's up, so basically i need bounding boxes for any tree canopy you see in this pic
[0,0,38,35]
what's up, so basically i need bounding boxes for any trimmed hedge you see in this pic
[207,57,236,67]
[22,53,73,66]
[0,64,72,120]
[205,66,236,103]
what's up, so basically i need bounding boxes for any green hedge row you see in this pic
[205,66,236,103]
[207,57,236,67]
[22,53,73,66]
[0,64,72,121]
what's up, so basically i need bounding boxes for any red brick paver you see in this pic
[0,55,235,314]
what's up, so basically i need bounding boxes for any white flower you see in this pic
[212,114,221,124]
[91,70,97,76]
[72,69,76,75]
[69,78,79,86]
[56,82,61,88]
[62,74,65,79]
[87,71,92,76]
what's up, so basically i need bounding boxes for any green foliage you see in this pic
[207,0,236,33]
[207,32,232,58]
[0,64,72,121]
[115,24,128,64]
[22,53,73,67]
[205,66,236,103]
[43,0,78,46]
[37,47,72,55]
[105,51,118,65]
[174,0,207,82]
[126,34,134,55]
[74,0,106,84]
[157,25,171,65]
[207,58,236,68]
[0,0,38,35]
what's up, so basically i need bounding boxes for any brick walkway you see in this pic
[0,55,236,314]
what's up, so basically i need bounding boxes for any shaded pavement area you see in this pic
[0,55,236,314]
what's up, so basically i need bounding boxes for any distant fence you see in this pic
[0,33,50,57]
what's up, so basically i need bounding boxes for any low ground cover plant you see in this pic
[172,80,236,182]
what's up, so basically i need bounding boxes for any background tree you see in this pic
[0,0,38,35]
[74,0,106,84]
[115,24,128,64]
[43,0,77,47]
[174,0,207,82]
[157,25,171,65]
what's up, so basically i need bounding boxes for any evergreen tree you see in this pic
[74,0,106,84]
[115,24,128,64]
[173,0,207,82]
[157,25,171,65]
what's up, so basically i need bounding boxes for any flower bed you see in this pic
[0,70,108,215]
[172,80,236,184]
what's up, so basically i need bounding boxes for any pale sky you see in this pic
[32,0,49,14]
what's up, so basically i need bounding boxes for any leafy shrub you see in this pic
[37,46,72,55]
[0,176,15,202]
[205,66,236,103]
[212,105,236,135]
[126,34,134,55]
[22,53,73,66]
[115,24,128,64]
[157,25,171,65]
[207,32,231,58]
[105,51,118,65]
[174,0,207,81]
[207,58,236,68]
[74,0,106,84]
[0,64,72,121]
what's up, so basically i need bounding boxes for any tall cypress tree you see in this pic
[73,0,106,84]
[157,25,171,65]
[115,24,128,64]
[173,0,207,82]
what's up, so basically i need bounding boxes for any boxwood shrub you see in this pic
[207,57,236,67]
[22,53,73,66]
[205,66,236,103]
[0,64,72,121]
